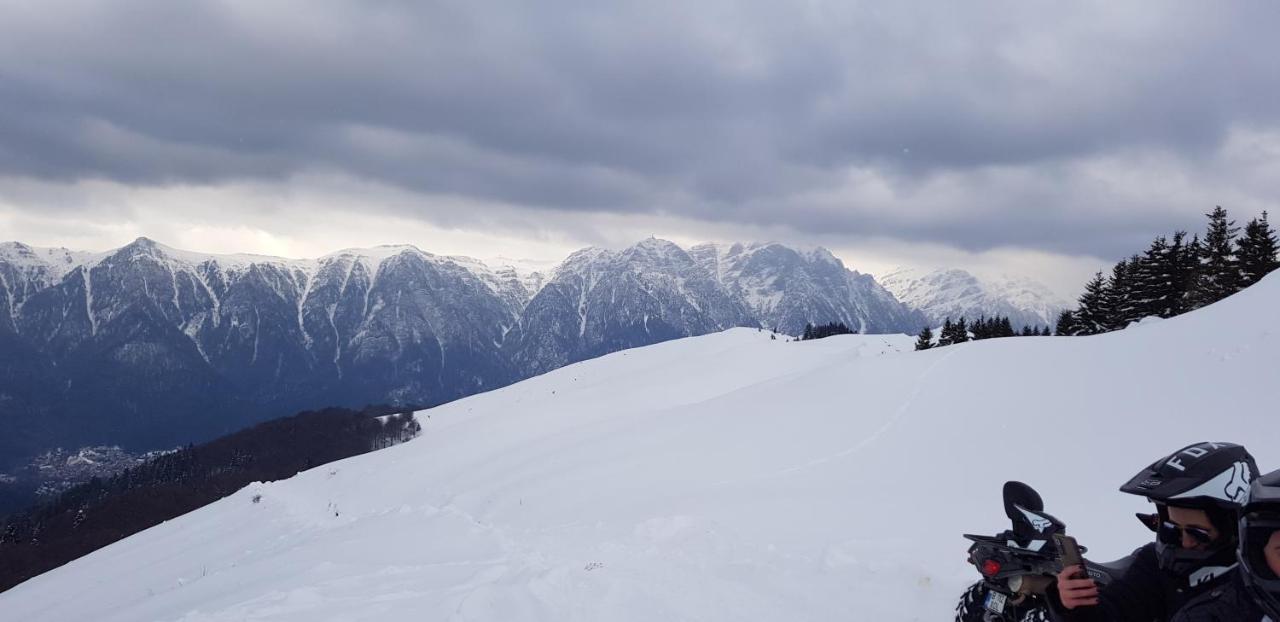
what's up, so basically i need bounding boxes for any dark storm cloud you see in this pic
[1,0,1278,257]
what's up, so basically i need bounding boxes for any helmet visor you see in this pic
[1240,511,1280,618]
[1241,514,1280,581]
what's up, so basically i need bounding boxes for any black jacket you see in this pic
[1169,574,1267,622]
[1047,543,1231,622]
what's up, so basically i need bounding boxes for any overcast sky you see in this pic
[2,1,1278,298]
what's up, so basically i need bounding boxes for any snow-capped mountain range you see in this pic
[507,239,925,376]
[0,237,932,464]
[879,266,1069,330]
[3,270,1276,621]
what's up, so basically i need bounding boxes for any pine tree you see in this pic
[1237,211,1279,288]
[1074,272,1109,335]
[1197,206,1240,306]
[1128,239,1158,320]
[1055,310,1077,336]
[1133,236,1181,319]
[1103,257,1139,330]
[802,323,814,340]
[914,327,935,351]
[970,316,988,340]
[981,316,999,339]
[954,317,970,343]
[938,318,955,346]
[1170,232,1200,315]
[1159,233,1190,318]
[1041,326,1052,337]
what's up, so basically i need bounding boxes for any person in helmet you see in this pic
[1049,441,1257,621]
[1239,469,1280,620]
[1164,468,1280,621]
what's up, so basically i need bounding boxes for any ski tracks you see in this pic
[771,346,961,478]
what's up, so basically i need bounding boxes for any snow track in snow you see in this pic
[774,345,960,478]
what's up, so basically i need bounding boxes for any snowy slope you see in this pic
[0,242,102,283]
[0,242,104,331]
[3,274,1280,621]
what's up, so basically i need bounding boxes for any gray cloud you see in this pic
[1,0,1278,258]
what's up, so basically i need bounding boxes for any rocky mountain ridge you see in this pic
[879,266,1067,330]
[0,237,925,465]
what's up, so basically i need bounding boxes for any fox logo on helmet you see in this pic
[1170,461,1253,505]
[1164,442,1230,473]
[1223,462,1251,503]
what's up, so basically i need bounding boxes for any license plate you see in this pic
[984,590,1007,614]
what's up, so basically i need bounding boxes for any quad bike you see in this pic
[956,482,1125,622]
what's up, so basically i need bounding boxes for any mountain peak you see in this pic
[0,242,37,265]
[561,245,611,263]
[0,242,104,281]
[116,236,168,260]
[620,238,692,270]
[879,266,1065,329]
[629,237,682,252]
[324,244,427,265]
[804,246,841,267]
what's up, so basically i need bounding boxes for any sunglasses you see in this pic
[1136,512,1216,546]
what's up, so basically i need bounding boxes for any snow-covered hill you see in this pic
[3,271,1278,620]
[879,266,1068,330]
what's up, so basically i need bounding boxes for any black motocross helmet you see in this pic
[1119,441,1257,582]
[1240,469,1280,620]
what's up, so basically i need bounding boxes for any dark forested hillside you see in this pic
[0,405,421,594]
